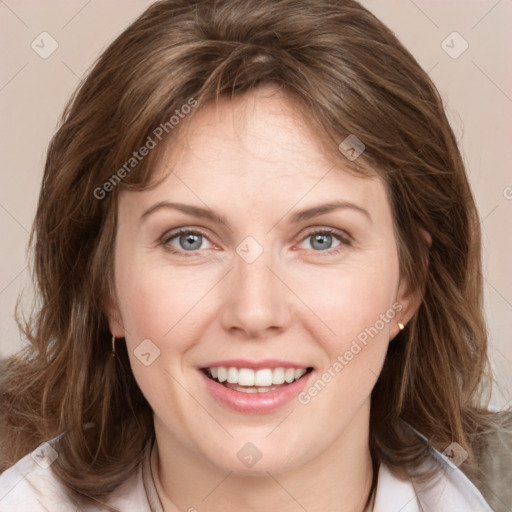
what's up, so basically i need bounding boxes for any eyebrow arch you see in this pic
[139,200,371,228]
[289,201,371,223]
[140,201,231,229]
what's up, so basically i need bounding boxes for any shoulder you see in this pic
[0,435,149,512]
[473,410,512,511]
[373,444,495,511]
[0,435,80,511]
[414,446,494,511]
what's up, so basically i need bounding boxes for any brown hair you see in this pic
[0,0,499,506]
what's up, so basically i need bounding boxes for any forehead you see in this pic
[119,87,391,226]
[151,88,382,198]
[178,88,323,168]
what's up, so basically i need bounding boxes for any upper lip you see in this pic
[200,359,312,370]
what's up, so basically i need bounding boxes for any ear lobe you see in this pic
[103,296,125,338]
[398,281,422,324]
[391,276,423,339]
[392,228,430,339]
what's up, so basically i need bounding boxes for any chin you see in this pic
[200,438,308,476]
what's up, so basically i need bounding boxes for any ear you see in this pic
[390,278,423,339]
[390,228,431,339]
[104,293,126,338]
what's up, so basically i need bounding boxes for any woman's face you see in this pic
[109,86,414,475]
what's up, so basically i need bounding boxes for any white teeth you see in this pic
[295,368,307,380]
[238,368,255,386]
[235,386,258,393]
[217,367,227,383]
[206,366,309,386]
[227,367,238,384]
[272,367,285,384]
[285,368,295,383]
[254,368,273,387]
[227,384,281,393]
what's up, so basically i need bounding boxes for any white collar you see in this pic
[371,447,493,511]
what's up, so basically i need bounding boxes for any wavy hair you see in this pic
[0,0,497,506]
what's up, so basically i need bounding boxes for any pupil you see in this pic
[312,233,331,250]
[181,233,202,251]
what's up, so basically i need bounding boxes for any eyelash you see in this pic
[161,227,352,257]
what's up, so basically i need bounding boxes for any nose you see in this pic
[220,247,292,339]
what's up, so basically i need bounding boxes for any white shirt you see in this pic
[0,433,493,511]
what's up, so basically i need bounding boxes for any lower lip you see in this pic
[200,370,313,414]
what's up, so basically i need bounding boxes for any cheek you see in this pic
[115,247,185,336]
[114,252,218,369]
[116,275,170,339]
[298,255,400,347]
[298,275,397,421]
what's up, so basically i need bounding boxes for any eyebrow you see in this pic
[289,201,371,223]
[140,201,230,228]
[139,200,371,227]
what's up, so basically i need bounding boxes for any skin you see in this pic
[108,86,419,512]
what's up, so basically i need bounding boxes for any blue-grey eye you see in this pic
[302,231,342,251]
[165,230,211,252]
[178,232,203,251]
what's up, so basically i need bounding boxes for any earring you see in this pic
[111,335,116,357]
[398,322,405,331]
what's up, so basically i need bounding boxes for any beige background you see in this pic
[0,1,511,410]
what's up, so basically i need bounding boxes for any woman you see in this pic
[0,0,508,510]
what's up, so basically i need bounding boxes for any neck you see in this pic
[150,407,374,512]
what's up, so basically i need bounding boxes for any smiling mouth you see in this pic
[201,366,314,393]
